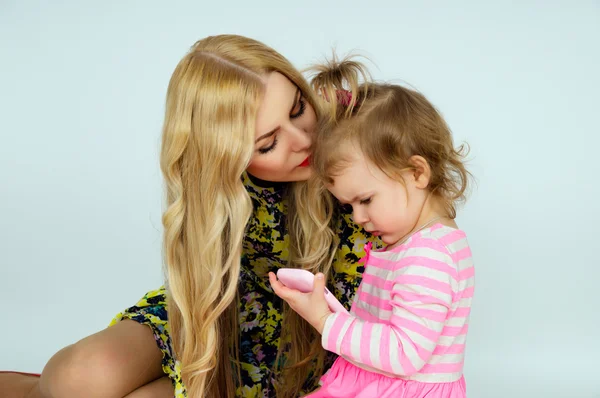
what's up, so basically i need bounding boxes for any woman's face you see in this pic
[248,72,317,182]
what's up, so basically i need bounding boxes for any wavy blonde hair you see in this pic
[160,35,336,397]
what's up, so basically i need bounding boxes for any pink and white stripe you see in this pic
[321,224,474,383]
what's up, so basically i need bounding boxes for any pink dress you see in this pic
[308,224,474,398]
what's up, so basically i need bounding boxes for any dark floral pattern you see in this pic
[111,173,381,397]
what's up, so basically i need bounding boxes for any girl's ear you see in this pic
[409,155,431,189]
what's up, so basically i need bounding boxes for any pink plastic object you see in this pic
[276,268,349,314]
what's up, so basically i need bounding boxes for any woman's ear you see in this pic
[409,155,431,189]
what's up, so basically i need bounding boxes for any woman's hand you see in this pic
[269,271,333,334]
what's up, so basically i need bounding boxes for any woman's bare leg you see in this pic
[34,320,166,398]
[124,377,173,398]
[0,373,39,398]
[0,373,173,398]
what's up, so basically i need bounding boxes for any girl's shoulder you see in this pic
[379,224,470,263]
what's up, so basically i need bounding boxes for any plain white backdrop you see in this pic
[1,1,599,397]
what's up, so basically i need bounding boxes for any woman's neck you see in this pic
[245,172,287,190]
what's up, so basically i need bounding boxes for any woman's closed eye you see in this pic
[258,90,304,155]
[290,92,306,119]
[258,136,278,154]
[359,197,372,205]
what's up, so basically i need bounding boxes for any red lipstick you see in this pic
[299,157,310,167]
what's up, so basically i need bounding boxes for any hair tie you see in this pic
[336,89,353,107]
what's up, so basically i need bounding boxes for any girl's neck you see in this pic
[416,194,455,228]
[388,194,456,250]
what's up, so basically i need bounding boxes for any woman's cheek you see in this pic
[247,155,285,178]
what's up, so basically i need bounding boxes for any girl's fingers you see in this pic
[269,272,297,301]
[312,273,326,296]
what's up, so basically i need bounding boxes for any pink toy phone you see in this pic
[276,268,349,314]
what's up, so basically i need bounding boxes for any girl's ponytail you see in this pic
[308,55,371,121]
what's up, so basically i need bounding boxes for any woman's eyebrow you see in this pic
[255,88,300,144]
[255,127,278,144]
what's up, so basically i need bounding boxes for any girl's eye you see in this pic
[359,197,372,205]
[290,96,306,119]
[258,136,278,154]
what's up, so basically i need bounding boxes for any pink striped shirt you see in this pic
[321,224,474,383]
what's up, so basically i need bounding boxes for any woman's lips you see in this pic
[299,157,310,167]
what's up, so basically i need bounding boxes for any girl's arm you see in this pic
[321,241,460,377]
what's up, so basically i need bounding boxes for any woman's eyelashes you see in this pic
[258,136,278,154]
[258,92,305,155]
[359,197,372,205]
[290,95,306,119]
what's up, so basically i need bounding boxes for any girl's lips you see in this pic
[299,157,310,167]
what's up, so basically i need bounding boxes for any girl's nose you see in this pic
[353,207,369,225]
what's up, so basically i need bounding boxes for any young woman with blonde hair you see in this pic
[3,35,378,398]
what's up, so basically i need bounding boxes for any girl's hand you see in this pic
[269,271,333,334]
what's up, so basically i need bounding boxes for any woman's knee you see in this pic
[38,339,119,397]
[39,321,163,398]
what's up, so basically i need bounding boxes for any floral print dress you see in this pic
[110,173,379,397]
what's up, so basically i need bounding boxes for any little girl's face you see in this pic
[327,150,429,246]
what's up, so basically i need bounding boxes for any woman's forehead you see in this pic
[254,72,297,138]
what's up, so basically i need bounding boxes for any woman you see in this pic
[3,35,377,398]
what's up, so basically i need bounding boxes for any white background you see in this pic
[1,1,599,397]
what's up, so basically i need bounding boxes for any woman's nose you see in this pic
[286,123,312,152]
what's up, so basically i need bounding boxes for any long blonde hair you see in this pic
[160,35,333,397]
